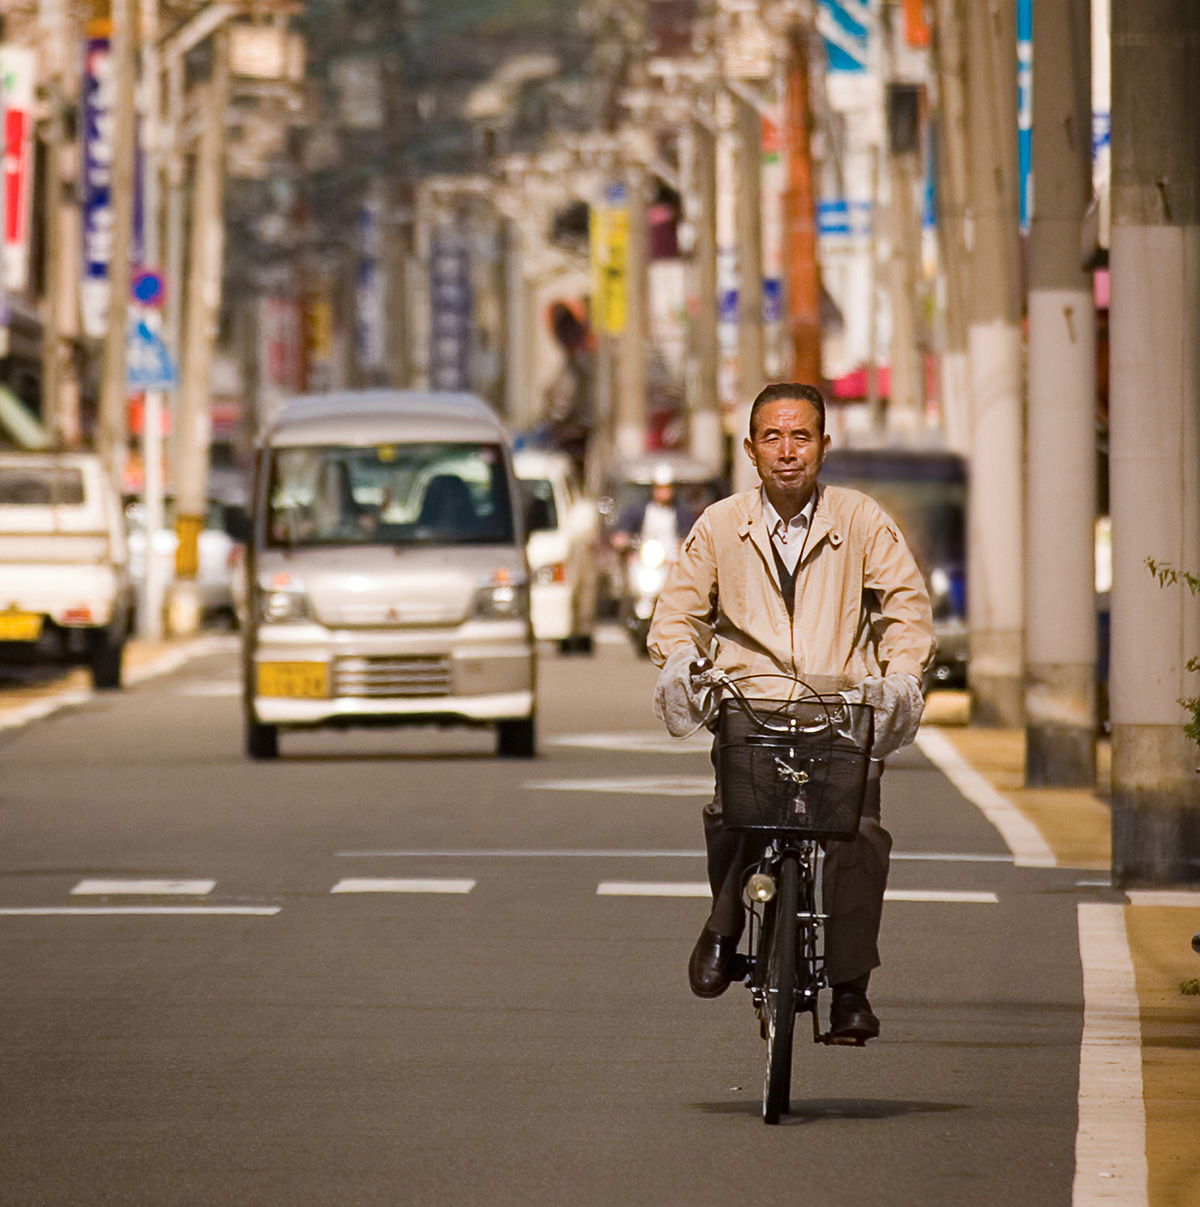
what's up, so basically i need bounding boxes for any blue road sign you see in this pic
[126,319,177,389]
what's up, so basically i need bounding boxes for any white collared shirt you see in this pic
[761,486,816,574]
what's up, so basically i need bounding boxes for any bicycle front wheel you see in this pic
[762,854,799,1124]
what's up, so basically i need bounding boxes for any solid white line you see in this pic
[597,881,712,897]
[892,851,1012,863]
[72,879,216,896]
[1072,903,1148,1206]
[330,878,475,894]
[916,729,1057,868]
[336,849,708,858]
[1126,889,1200,908]
[524,776,713,796]
[0,906,278,916]
[883,889,998,904]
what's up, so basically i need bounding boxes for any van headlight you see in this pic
[259,587,312,624]
[475,580,529,619]
[640,539,666,568]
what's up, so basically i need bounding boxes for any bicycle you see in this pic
[691,663,876,1124]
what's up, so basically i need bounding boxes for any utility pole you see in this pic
[615,154,648,459]
[783,23,820,387]
[171,28,229,635]
[1109,0,1200,883]
[688,111,722,469]
[964,0,1024,727]
[734,89,764,419]
[1025,0,1096,786]
[138,0,166,642]
[39,73,65,445]
[931,0,970,454]
[96,0,138,481]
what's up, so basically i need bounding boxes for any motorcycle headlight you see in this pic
[259,587,312,624]
[640,539,666,568]
[929,566,950,598]
[636,564,667,595]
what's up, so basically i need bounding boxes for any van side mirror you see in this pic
[224,504,253,543]
[525,495,554,534]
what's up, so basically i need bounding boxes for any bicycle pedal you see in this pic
[818,1031,868,1047]
[728,954,751,982]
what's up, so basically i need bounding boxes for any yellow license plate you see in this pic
[0,612,43,641]
[257,661,330,698]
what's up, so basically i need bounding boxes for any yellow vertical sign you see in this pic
[591,192,628,335]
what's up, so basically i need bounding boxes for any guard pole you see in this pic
[1108,0,1200,883]
[1025,0,1096,785]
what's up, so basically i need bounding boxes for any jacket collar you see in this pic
[737,482,839,569]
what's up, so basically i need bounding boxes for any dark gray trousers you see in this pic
[701,754,891,987]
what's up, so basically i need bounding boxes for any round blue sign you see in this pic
[131,270,165,307]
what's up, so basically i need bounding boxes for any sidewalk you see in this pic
[0,633,233,730]
[928,695,1200,1207]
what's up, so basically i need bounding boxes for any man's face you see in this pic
[651,482,674,506]
[744,397,831,507]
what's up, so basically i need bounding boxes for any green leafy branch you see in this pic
[1146,559,1200,748]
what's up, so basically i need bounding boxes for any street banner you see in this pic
[0,45,36,293]
[428,229,472,391]
[80,25,113,338]
[590,182,627,336]
[355,191,386,371]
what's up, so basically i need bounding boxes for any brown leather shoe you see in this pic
[828,988,880,1042]
[688,928,739,998]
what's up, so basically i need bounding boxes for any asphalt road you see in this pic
[0,632,1100,1206]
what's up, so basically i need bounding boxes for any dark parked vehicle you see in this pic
[820,447,967,690]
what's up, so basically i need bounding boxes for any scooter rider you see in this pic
[647,382,935,1042]
[612,466,695,558]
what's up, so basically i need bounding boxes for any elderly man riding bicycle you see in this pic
[649,381,936,1043]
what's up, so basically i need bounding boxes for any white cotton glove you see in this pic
[653,647,715,738]
[841,673,925,759]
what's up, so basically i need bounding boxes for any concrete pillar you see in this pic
[1109,0,1200,884]
[965,0,1025,727]
[735,92,764,409]
[1025,0,1097,786]
[931,0,971,455]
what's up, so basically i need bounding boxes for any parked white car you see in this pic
[125,496,238,622]
[0,452,133,687]
[514,448,599,654]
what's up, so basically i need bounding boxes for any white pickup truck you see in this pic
[0,452,134,689]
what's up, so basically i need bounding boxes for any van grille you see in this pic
[334,655,452,697]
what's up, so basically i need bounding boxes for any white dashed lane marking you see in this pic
[72,879,216,895]
[0,906,279,916]
[523,776,713,796]
[883,890,999,904]
[597,882,711,897]
[330,878,476,894]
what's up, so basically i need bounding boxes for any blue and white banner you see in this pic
[80,30,113,338]
[818,0,870,74]
[428,230,471,392]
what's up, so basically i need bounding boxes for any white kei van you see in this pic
[236,391,538,759]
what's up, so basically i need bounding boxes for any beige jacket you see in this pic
[647,483,935,694]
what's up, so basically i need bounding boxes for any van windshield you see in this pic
[265,443,515,548]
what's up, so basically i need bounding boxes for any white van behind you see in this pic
[235,391,537,759]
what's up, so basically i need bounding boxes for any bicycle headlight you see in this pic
[745,873,777,904]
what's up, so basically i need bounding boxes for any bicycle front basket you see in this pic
[715,696,873,839]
